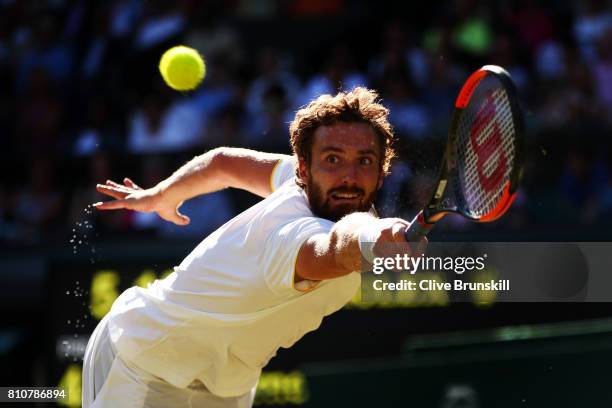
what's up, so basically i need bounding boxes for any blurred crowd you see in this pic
[0,0,611,246]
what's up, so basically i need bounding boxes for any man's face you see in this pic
[299,122,384,221]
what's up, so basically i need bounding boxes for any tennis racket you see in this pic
[404,65,524,241]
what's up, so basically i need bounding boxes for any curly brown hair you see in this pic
[289,87,396,186]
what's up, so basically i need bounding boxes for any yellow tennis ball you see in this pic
[159,46,205,91]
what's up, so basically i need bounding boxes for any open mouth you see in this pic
[330,192,362,201]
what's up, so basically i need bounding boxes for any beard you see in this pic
[306,179,378,222]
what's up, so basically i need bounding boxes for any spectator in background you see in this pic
[450,0,493,66]
[108,0,143,41]
[489,33,530,92]
[592,27,612,125]
[246,48,299,122]
[534,38,567,82]
[0,58,15,154]
[573,0,612,63]
[244,83,293,152]
[288,0,345,17]
[0,14,10,66]
[73,97,122,156]
[16,14,74,95]
[205,103,247,148]
[376,160,413,219]
[15,68,65,152]
[422,56,462,135]
[132,1,186,52]
[127,88,205,154]
[180,56,239,141]
[243,48,300,151]
[0,184,18,243]
[184,5,245,74]
[13,157,63,244]
[380,73,430,140]
[537,47,604,130]
[297,44,367,107]
[507,0,555,57]
[79,5,116,82]
[586,161,612,222]
[559,150,599,223]
[368,22,429,90]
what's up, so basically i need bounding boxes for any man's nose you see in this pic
[341,165,358,184]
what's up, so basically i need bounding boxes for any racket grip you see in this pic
[404,211,434,242]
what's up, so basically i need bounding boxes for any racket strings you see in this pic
[456,86,516,217]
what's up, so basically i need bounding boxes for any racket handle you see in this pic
[404,211,435,242]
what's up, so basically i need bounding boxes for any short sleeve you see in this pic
[270,155,297,192]
[262,216,334,296]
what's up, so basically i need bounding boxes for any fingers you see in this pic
[377,220,409,244]
[390,222,408,243]
[375,219,428,263]
[123,177,141,190]
[173,202,190,225]
[174,210,191,226]
[96,184,130,199]
[104,179,124,189]
[92,200,129,210]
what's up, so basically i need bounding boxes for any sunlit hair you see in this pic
[289,87,396,187]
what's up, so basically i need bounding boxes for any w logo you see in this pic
[469,92,508,192]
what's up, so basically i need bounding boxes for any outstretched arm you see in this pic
[94,147,291,225]
[295,213,426,282]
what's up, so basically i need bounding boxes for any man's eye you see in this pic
[327,155,339,164]
[360,157,373,165]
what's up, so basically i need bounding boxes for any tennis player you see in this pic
[82,87,425,407]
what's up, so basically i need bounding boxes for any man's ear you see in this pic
[297,157,309,185]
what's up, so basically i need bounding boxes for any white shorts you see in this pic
[82,315,256,408]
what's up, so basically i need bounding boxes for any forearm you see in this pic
[297,214,415,281]
[297,212,376,280]
[156,148,227,204]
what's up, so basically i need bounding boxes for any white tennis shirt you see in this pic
[106,155,361,397]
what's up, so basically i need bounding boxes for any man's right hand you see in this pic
[94,178,190,225]
[370,218,428,260]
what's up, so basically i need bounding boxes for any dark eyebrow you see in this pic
[320,146,378,156]
[320,146,345,154]
[357,149,378,156]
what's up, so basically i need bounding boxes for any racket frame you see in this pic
[417,65,525,228]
